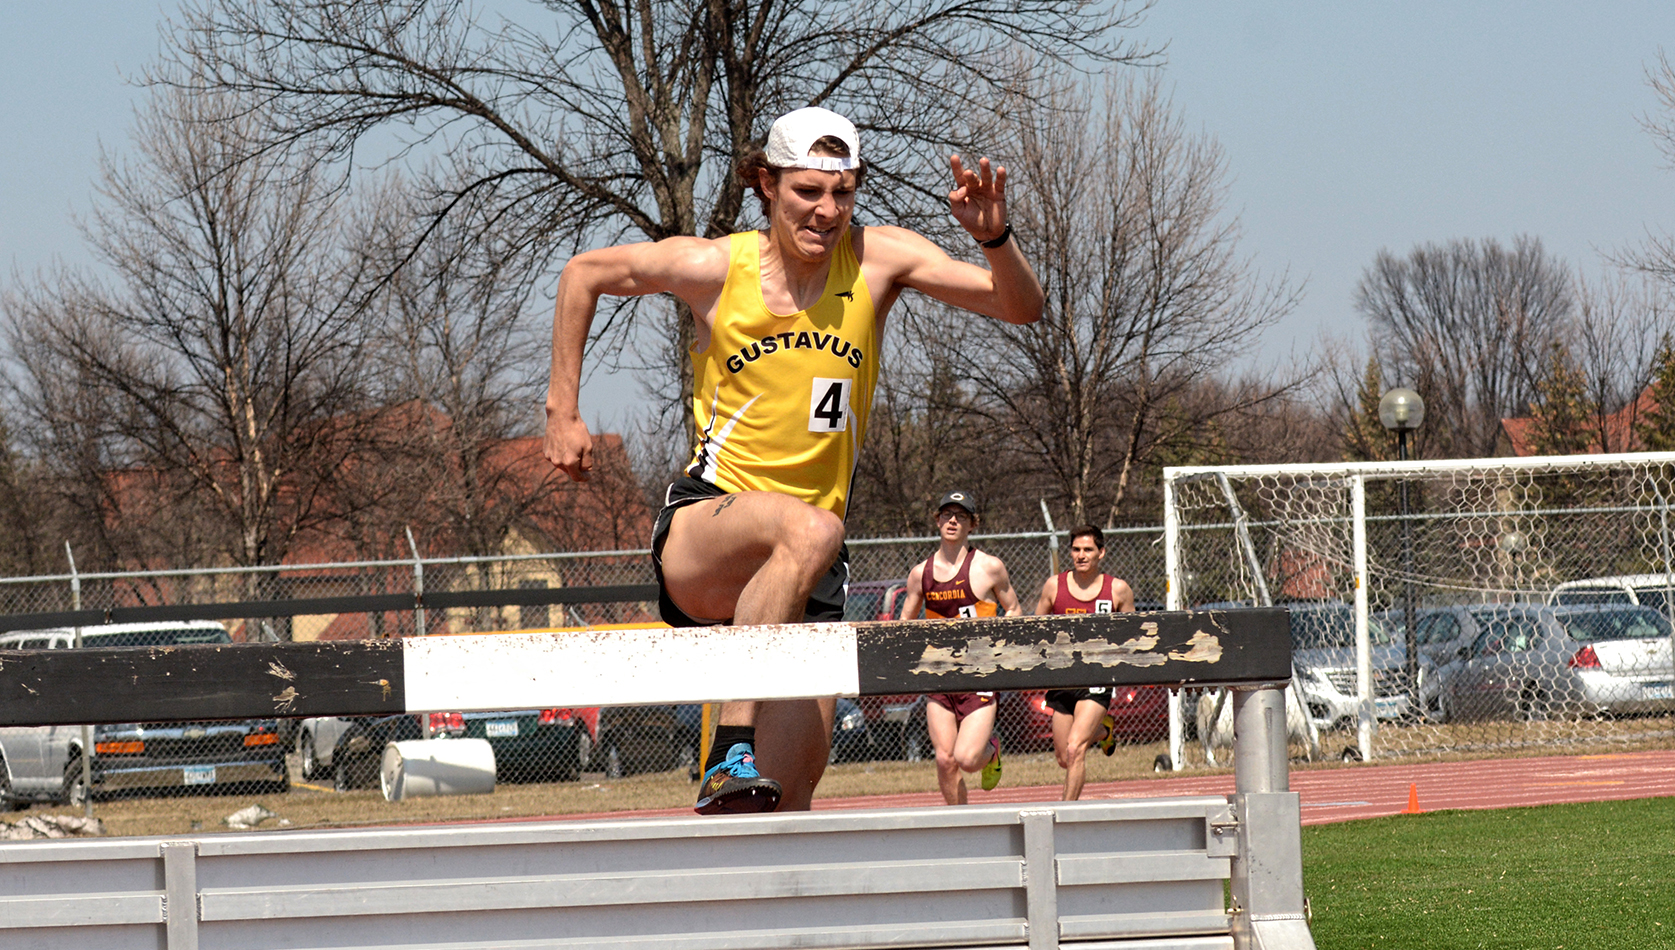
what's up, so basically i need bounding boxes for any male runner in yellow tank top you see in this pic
[545,107,1044,815]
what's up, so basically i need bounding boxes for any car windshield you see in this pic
[1289,607,1391,649]
[83,627,233,647]
[1560,608,1672,643]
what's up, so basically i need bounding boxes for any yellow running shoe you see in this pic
[1098,714,1118,757]
[980,736,1003,791]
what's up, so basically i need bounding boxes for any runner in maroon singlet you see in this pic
[899,490,1021,804]
[1034,524,1136,800]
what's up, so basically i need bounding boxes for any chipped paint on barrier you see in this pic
[403,622,863,710]
[910,625,1224,676]
[1169,631,1223,663]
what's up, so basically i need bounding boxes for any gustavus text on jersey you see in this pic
[724,330,865,374]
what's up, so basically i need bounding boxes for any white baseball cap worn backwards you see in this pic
[765,107,861,171]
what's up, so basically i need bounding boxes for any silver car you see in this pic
[1288,603,1413,730]
[0,623,290,806]
[1434,604,1675,721]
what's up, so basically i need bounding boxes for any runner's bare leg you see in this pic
[1058,699,1108,801]
[926,701,967,804]
[660,491,844,808]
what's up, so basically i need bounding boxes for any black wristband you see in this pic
[979,224,1013,249]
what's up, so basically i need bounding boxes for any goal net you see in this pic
[1163,452,1675,767]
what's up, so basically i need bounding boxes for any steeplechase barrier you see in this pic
[0,608,1314,950]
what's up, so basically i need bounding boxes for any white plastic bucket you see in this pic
[381,738,496,802]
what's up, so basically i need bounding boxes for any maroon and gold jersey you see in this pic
[921,547,999,619]
[1051,572,1117,615]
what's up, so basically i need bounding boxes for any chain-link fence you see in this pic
[13,453,1675,836]
[0,528,1180,834]
[1165,453,1675,769]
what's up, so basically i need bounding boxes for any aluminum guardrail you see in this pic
[2,796,1246,950]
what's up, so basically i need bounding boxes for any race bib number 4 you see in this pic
[809,377,852,432]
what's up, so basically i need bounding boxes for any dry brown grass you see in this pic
[12,743,1194,838]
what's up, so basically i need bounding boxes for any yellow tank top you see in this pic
[685,229,879,519]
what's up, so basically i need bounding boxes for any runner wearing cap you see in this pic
[898,490,1021,804]
[1034,525,1136,800]
[544,107,1044,814]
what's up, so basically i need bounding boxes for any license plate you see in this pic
[1646,683,1673,700]
[183,766,216,786]
[485,720,518,738]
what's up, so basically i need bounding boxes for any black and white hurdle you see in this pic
[0,609,1291,725]
[0,608,1314,950]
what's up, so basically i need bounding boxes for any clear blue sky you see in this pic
[5,3,1675,419]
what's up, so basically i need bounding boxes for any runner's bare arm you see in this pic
[898,563,927,620]
[865,155,1043,325]
[1112,578,1136,612]
[545,238,727,481]
[1035,575,1057,615]
[987,558,1023,617]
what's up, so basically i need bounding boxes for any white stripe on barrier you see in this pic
[402,623,862,710]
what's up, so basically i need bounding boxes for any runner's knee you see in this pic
[780,506,844,571]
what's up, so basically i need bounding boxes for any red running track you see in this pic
[553,750,1675,825]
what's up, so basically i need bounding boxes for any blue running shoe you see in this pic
[694,742,782,815]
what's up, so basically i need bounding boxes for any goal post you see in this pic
[1163,451,1675,768]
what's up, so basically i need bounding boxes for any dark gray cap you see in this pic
[936,490,977,515]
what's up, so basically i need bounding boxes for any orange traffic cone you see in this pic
[1402,782,1422,814]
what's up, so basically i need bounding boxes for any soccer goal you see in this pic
[1162,452,1675,767]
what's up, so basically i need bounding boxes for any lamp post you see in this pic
[1378,388,1425,719]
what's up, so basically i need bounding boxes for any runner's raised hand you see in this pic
[948,155,1008,244]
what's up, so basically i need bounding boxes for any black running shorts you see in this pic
[1044,687,1113,717]
[651,476,849,628]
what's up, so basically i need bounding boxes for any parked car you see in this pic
[1379,604,1496,722]
[1286,602,1414,730]
[843,579,910,624]
[1550,574,1675,616]
[0,623,289,807]
[312,714,419,791]
[1106,685,1170,743]
[829,697,870,762]
[1432,603,1675,722]
[318,706,587,790]
[845,579,931,759]
[590,705,686,779]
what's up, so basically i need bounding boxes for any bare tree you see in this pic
[3,85,382,574]
[933,73,1299,527]
[1356,235,1574,459]
[163,0,1157,431]
[360,188,567,558]
[846,345,996,537]
[1568,270,1673,450]
[1628,51,1675,284]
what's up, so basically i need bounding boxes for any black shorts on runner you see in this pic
[1044,686,1113,717]
[651,476,848,627]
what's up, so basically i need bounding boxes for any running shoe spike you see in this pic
[694,742,783,815]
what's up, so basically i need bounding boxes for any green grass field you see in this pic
[1304,797,1675,949]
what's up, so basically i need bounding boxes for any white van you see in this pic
[0,622,289,807]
